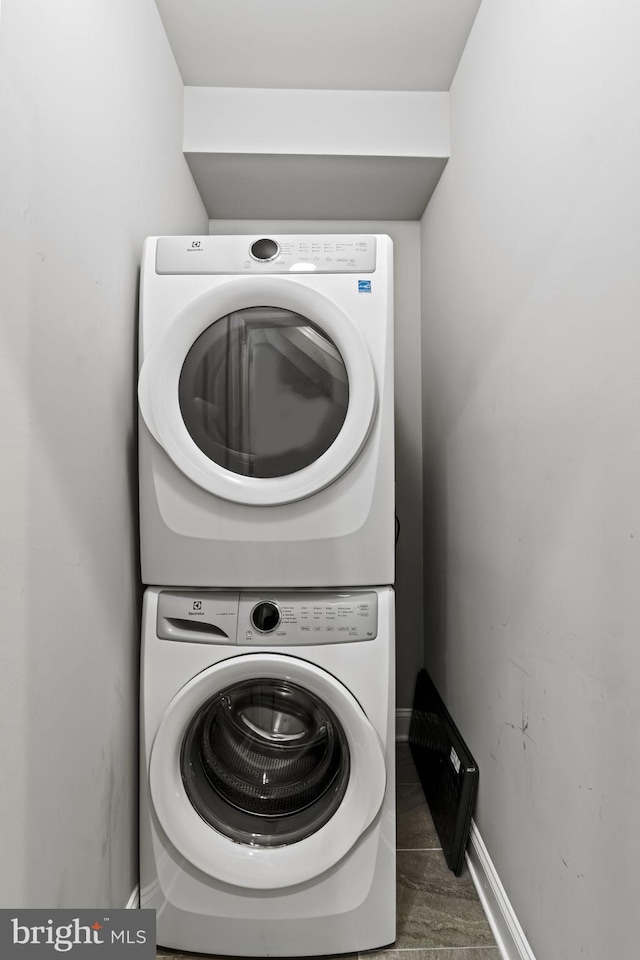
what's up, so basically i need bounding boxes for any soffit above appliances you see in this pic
[183,87,450,219]
[155,0,483,218]
[185,153,447,220]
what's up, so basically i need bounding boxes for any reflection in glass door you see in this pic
[181,678,350,847]
[179,308,349,478]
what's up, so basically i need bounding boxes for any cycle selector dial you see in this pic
[250,601,281,634]
[250,238,280,262]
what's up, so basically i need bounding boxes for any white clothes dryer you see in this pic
[140,585,395,957]
[138,234,394,588]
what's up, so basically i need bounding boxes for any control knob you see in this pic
[250,600,281,634]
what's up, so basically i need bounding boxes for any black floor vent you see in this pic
[408,669,479,876]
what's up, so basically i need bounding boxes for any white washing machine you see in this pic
[138,234,394,588]
[140,585,395,957]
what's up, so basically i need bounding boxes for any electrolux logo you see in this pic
[188,599,204,618]
[1,910,155,958]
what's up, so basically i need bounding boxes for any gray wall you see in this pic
[209,220,423,709]
[420,1,640,957]
[0,0,207,907]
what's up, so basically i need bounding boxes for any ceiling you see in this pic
[154,0,482,92]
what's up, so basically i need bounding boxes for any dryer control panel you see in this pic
[155,234,377,274]
[156,590,378,645]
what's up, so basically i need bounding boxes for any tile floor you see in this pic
[157,744,500,960]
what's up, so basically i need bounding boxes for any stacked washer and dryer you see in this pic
[137,235,396,957]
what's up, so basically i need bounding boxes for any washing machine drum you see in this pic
[149,654,386,888]
[181,678,350,847]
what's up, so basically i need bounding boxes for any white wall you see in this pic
[421,2,640,957]
[210,220,423,710]
[0,1,207,907]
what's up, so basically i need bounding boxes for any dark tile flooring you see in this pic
[158,745,499,960]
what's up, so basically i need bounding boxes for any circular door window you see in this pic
[138,277,377,505]
[178,307,349,479]
[181,678,350,847]
[149,653,386,889]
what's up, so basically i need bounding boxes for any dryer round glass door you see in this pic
[149,653,386,889]
[138,277,377,505]
[178,308,348,480]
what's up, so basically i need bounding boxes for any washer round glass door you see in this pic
[149,654,386,889]
[138,277,377,505]
[181,677,350,847]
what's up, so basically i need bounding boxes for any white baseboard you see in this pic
[125,886,140,909]
[395,708,412,741]
[466,821,536,960]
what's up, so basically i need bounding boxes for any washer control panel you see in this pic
[239,592,378,645]
[156,590,378,645]
[155,235,377,274]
